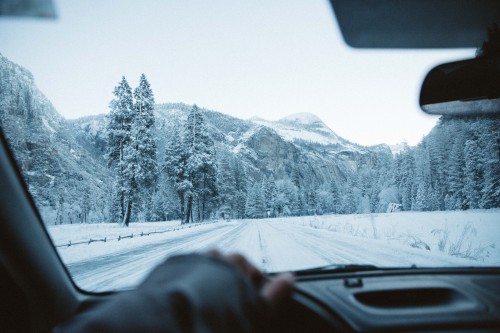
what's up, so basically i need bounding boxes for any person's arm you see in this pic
[54,252,294,333]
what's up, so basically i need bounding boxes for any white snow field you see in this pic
[47,210,500,292]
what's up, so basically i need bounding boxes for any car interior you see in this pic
[1,0,499,332]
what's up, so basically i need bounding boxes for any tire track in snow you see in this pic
[263,221,363,265]
[258,227,268,269]
[253,221,332,271]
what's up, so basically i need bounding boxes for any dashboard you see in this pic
[272,268,500,333]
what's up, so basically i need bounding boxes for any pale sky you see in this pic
[0,0,473,146]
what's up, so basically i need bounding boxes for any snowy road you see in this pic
[67,220,477,291]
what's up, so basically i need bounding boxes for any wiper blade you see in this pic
[295,264,379,274]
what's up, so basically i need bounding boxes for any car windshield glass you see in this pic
[0,0,499,292]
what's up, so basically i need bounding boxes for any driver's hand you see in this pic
[207,250,295,310]
[55,251,294,333]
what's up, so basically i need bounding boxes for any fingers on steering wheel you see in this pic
[206,249,223,258]
[261,273,295,306]
[226,253,265,284]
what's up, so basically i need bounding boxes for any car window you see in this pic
[1,0,499,292]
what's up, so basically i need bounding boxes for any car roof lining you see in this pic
[329,0,500,48]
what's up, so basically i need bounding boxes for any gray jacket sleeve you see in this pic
[54,254,263,333]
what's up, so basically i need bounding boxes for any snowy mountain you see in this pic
[153,104,390,182]
[249,112,359,150]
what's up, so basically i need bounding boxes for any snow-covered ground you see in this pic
[47,210,500,292]
[277,209,500,263]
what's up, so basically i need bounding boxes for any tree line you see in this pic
[107,75,500,226]
[153,115,499,222]
[392,116,500,212]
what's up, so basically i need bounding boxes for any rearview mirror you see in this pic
[419,57,500,116]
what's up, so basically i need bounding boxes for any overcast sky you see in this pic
[0,0,473,146]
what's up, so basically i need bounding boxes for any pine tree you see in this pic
[413,183,428,211]
[245,183,265,218]
[106,77,134,225]
[107,77,134,167]
[233,159,247,193]
[340,182,357,214]
[412,144,432,211]
[398,149,416,211]
[132,74,157,220]
[217,152,236,219]
[447,136,466,209]
[427,128,447,210]
[277,179,299,216]
[164,126,189,223]
[263,175,278,217]
[329,179,340,213]
[121,132,139,226]
[235,190,247,219]
[232,159,248,219]
[306,187,317,215]
[184,105,218,222]
[463,138,483,209]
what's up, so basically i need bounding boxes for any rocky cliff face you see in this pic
[0,54,111,224]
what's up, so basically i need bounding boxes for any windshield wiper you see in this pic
[294,264,379,275]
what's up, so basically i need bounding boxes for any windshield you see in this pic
[0,0,499,292]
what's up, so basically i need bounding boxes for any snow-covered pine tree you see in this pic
[413,183,428,211]
[217,152,237,219]
[121,144,139,225]
[427,128,447,210]
[232,158,247,219]
[184,105,218,222]
[463,138,483,209]
[150,175,179,221]
[446,135,466,209]
[306,186,317,215]
[296,191,306,216]
[106,77,134,225]
[235,190,247,219]
[329,179,340,214]
[233,158,247,193]
[164,126,189,223]
[132,74,158,221]
[245,183,265,218]
[413,143,432,211]
[339,181,356,214]
[394,149,416,211]
[263,175,278,217]
[275,179,298,216]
